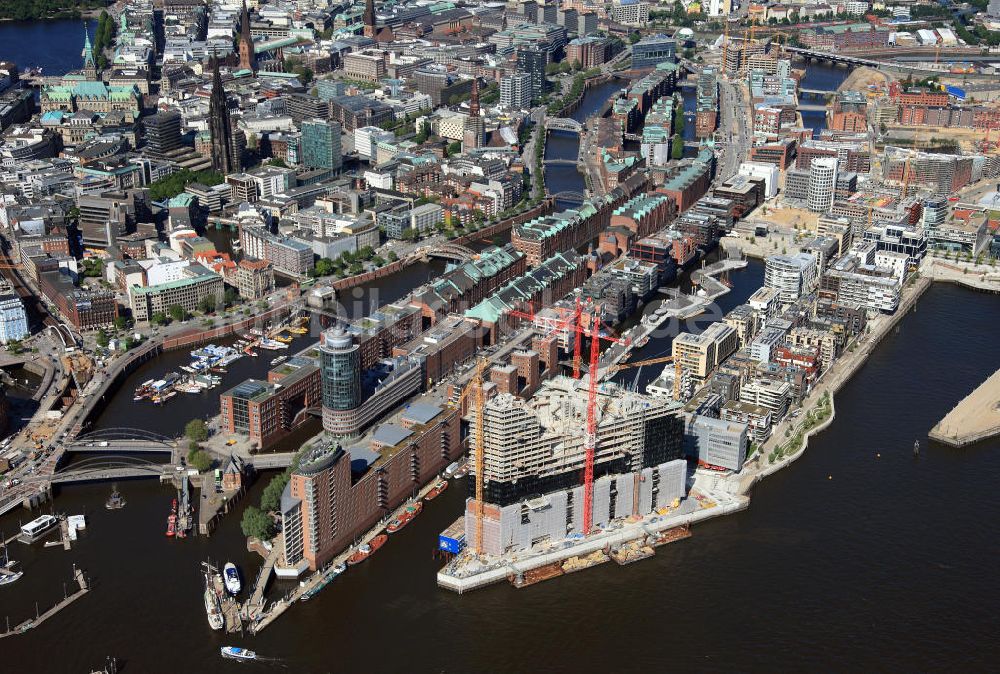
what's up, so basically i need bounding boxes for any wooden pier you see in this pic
[0,567,89,639]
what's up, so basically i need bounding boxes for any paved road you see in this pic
[716,79,751,182]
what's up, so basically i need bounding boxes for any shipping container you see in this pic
[439,517,466,554]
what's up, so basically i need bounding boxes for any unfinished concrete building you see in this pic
[467,376,686,507]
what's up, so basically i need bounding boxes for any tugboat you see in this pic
[223,562,241,595]
[220,646,257,661]
[105,485,126,510]
[346,534,387,566]
[425,480,448,501]
[166,498,178,537]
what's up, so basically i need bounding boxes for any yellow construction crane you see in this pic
[606,354,673,375]
[453,358,488,555]
[722,19,733,76]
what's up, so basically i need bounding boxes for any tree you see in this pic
[446,140,462,156]
[260,472,291,512]
[241,506,276,541]
[168,304,187,322]
[628,32,641,44]
[113,315,130,331]
[198,295,218,314]
[185,418,209,442]
[95,328,110,348]
[313,257,336,277]
[671,135,685,160]
[187,449,212,472]
[151,312,168,326]
[386,250,398,262]
[223,288,238,307]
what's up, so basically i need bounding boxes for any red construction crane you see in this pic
[580,302,632,535]
[506,298,585,379]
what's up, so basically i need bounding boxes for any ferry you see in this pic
[18,514,59,543]
[346,534,387,566]
[223,562,241,595]
[220,647,257,661]
[425,480,448,500]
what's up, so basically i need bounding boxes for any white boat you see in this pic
[204,587,224,630]
[270,355,287,366]
[223,562,241,595]
[19,514,58,543]
[221,647,256,661]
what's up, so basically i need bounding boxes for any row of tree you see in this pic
[92,10,116,71]
[0,0,104,21]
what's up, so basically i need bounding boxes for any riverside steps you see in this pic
[0,567,89,639]
[929,368,1000,448]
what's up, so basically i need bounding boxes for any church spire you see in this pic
[238,0,257,73]
[82,23,98,78]
[363,0,376,38]
[208,53,240,174]
[469,77,480,118]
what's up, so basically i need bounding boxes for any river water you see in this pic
[3,43,997,670]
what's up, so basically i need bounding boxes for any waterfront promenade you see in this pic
[929,368,1000,448]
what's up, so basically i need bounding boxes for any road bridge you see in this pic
[800,88,836,97]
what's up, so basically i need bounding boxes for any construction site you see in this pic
[435,298,751,592]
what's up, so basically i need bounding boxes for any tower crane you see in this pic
[578,301,634,535]
[506,298,585,379]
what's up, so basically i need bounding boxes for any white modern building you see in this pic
[500,72,532,110]
[0,293,29,344]
[764,253,818,305]
[738,161,779,199]
[807,156,838,213]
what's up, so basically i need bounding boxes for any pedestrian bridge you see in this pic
[425,243,476,262]
[543,158,578,166]
[545,118,584,134]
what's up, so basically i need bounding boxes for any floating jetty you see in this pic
[929,367,1000,448]
[0,566,89,639]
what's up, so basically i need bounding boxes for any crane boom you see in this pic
[606,354,674,375]
[582,306,601,535]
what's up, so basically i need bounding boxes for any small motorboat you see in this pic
[105,485,126,510]
[220,646,257,661]
[0,568,22,586]
[223,562,241,595]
